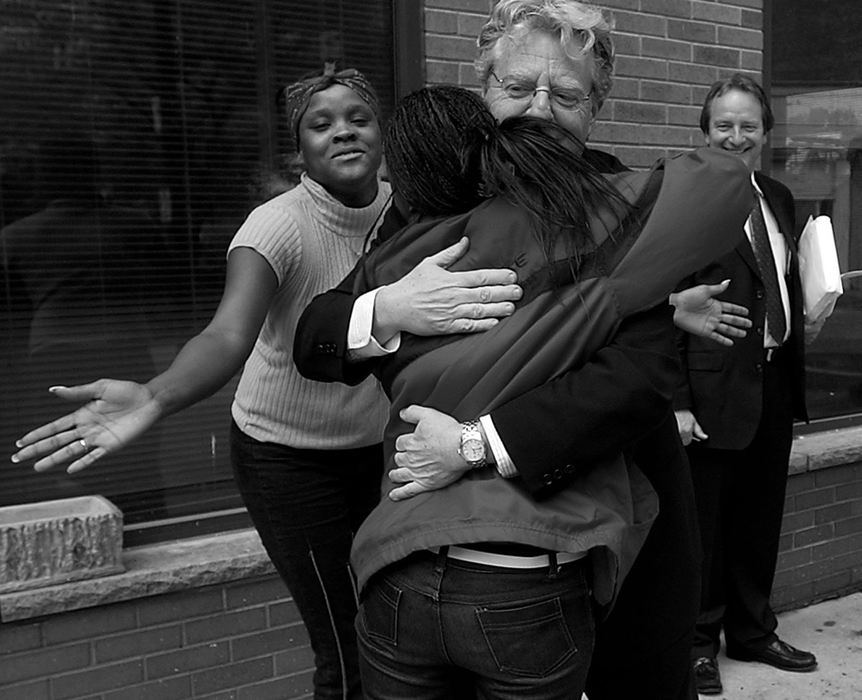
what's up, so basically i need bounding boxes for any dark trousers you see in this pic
[586,412,701,700]
[230,421,383,700]
[688,356,794,658]
[356,550,595,700]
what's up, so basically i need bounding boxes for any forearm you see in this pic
[491,304,679,494]
[294,287,380,385]
[146,329,250,419]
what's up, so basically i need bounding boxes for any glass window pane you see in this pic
[770,0,862,420]
[0,0,396,531]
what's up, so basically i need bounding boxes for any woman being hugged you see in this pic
[349,85,751,699]
[12,67,390,700]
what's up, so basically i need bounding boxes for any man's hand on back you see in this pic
[372,237,522,344]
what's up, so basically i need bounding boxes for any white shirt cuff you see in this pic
[479,414,518,478]
[347,288,401,358]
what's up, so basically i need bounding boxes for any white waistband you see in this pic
[438,545,586,569]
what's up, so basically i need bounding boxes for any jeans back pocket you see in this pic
[477,595,586,678]
[360,576,402,647]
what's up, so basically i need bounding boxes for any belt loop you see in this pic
[434,545,449,574]
[547,552,559,579]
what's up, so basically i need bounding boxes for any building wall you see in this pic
[1,453,860,699]
[424,0,765,166]
[774,439,862,609]
[0,576,308,700]
[2,2,861,699]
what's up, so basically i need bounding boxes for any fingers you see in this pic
[425,237,470,269]
[452,300,517,327]
[704,279,731,294]
[457,299,518,317]
[721,324,747,338]
[14,427,82,466]
[719,316,751,331]
[13,424,108,474]
[12,383,102,450]
[388,467,412,483]
[48,382,103,401]
[447,268,520,291]
[691,424,708,442]
[13,415,79,452]
[426,299,520,336]
[66,447,106,474]
[708,331,735,347]
[398,404,426,426]
[717,301,749,317]
[388,481,429,502]
[717,306,751,328]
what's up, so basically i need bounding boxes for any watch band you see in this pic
[459,420,487,469]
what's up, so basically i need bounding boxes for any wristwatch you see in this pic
[458,420,487,469]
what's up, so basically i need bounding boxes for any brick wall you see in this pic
[2,459,859,699]
[3,3,861,698]
[423,0,765,167]
[773,460,862,611]
[0,576,313,700]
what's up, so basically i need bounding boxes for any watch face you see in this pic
[462,438,484,462]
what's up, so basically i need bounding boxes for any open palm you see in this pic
[11,379,162,473]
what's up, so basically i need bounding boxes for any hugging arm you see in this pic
[294,208,522,385]
[389,303,679,500]
[489,302,679,495]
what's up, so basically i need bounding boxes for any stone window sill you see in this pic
[789,425,862,474]
[0,529,274,622]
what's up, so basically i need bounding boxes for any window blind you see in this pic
[0,0,397,530]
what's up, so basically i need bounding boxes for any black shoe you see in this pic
[726,638,818,672]
[693,656,723,695]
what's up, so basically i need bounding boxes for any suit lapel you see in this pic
[757,174,794,241]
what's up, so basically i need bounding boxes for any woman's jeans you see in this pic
[356,549,595,700]
[230,421,383,700]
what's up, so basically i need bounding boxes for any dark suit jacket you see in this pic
[293,149,680,497]
[674,172,807,450]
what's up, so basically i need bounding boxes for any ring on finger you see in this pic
[78,438,88,451]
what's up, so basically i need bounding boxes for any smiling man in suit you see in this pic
[675,73,816,696]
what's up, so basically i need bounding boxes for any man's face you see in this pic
[483,29,595,147]
[704,88,767,172]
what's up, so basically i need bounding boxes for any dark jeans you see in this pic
[230,421,383,700]
[356,549,595,700]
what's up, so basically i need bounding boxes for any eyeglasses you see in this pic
[488,70,592,112]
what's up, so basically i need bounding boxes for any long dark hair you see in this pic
[384,85,628,268]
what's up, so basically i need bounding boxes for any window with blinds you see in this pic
[768,0,862,423]
[0,0,405,542]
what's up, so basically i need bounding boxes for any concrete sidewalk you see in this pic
[702,591,862,699]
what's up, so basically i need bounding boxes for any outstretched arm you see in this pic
[11,248,277,473]
[671,280,751,346]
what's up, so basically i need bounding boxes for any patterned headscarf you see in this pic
[283,64,380,151]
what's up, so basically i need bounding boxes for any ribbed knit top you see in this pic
[228,173,390,449]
